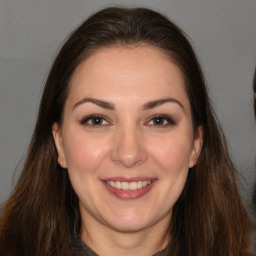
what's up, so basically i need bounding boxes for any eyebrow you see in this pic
[142,98,184,111]
[73,97,184,111]
[73,98,115,110]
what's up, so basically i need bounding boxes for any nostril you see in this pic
[111,147,148,168]
[110,130,148,168]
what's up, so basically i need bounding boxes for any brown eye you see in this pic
[90,117,104,125]
[147,115,176,127]
[80,115,109,126]
[153,117,166,125]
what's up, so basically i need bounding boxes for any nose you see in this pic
[110,126,148,168]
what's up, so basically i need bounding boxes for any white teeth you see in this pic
[116,181,121,189]
[106,180,152,190]
[137,181,143,189]
[121,182,129,190]
[129,182,137,190]
[142,181,148,187]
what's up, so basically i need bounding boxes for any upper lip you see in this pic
[101,177,157,182]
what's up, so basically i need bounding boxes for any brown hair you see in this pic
[252,68,256,211]
[0,7,253,256]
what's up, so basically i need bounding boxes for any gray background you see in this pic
[0,0,255,216]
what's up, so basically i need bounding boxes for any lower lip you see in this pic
[102,181,155,200]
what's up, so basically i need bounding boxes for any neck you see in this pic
[80,213,170,256]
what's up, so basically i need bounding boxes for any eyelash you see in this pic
[146,115,176,127]
[80,114,176,128]
[80,115,110,127]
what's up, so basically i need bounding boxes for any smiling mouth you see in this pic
[105,180,152,191]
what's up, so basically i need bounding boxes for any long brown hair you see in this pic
[0,7,253,256]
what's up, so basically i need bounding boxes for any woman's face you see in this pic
[53,46,202,234]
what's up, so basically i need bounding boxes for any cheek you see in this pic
[149,132,193,175]
[149,133,192,207]
[62,129,109,175]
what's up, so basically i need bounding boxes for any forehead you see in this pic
[73,45,182,78]
[68,45,189,107]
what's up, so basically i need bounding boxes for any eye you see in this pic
[147,115,176,127]
[80,115,110,127]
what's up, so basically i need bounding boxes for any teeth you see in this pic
[129,182,137,190]
[115,181,121,189]
[121,182,129,190]
[106,180,152,190]
[137,181,143,189]
[142,181,148,187]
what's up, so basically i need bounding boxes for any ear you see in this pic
[52,122,67,168]
[189,126,203,168]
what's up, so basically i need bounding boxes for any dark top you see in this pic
[71,235,167,256]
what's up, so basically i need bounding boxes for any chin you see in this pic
[109,221,150,233]
[104,211,158,232]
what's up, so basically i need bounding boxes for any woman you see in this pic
[0,7,253,256]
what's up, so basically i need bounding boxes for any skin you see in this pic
[52,45,202,256]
